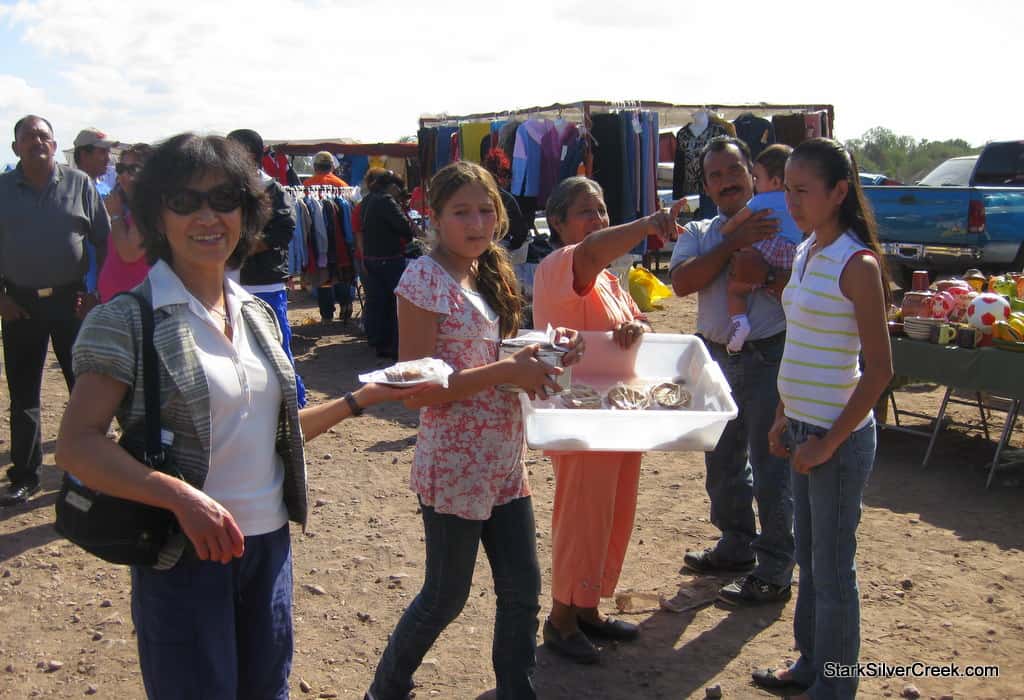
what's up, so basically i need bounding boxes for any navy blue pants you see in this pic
[363,258,406,356]
[131,525,293,699]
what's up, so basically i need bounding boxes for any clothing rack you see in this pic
[420,100,834,134]
[286,185,359,202]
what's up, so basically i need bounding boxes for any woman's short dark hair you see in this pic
[131,133,270,269]
[545,176,604,247]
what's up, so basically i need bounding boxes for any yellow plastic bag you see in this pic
[628,266,672,312]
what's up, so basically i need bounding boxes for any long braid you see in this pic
[476,242,523,339]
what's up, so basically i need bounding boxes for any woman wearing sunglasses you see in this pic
[56,133,424,698]
[97,143,152,302]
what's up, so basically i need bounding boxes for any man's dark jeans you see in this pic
[369,496,541,700]
[703,333,795,587]
[2,307,79,487]
[363,258,406,355]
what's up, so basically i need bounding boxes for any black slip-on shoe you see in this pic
[543,620,599,665]
[577,616,639,641]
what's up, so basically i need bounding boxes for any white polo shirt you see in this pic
[149,261,288,536]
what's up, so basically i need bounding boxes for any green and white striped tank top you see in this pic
[778,231,871,430]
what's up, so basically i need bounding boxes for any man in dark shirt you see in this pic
[360,173,414,358]
[0,115,109,505]
[226,129,305,406]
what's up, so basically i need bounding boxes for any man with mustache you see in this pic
[669,136,795,607]
[0,115,109,505]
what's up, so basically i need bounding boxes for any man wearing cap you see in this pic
[304,151,349,187]
[72,127,119,305]
[72,127,118,195]
[0,115,109,505]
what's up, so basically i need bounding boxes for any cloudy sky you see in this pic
[2,0,1021,163]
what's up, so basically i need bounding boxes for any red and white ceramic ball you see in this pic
[929,291,956,319]
[966,293,1011,333]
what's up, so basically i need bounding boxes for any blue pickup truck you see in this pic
[863,140,1024,284]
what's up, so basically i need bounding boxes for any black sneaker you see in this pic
[681,547,755,575]
[717,575,791,606]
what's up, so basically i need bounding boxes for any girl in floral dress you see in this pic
[366,161,583,700]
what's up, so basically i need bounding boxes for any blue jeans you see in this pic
[131,525,293,699]
[369,497,541,700]
[704,334,795,587]
[787,419,876,700]
[253,290,306,408]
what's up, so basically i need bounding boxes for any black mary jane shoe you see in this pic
[751,668,809,691]
[542,620,599,665]
[576,616,639,641]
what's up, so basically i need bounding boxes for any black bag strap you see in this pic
[114,291,168,470]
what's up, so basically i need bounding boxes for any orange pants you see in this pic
[550,451,642,608]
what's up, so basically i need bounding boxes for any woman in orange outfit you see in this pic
[532,177,684,663]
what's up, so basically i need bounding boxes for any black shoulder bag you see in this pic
[54,292,183,566]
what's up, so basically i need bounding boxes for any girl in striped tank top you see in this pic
[753,139,893,700]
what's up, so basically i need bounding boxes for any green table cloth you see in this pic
[891,337,1024,400]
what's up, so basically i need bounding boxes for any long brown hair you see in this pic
[790,138,892,302]
[428,161,523,338]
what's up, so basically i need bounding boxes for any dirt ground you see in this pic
[1,278,1022,700]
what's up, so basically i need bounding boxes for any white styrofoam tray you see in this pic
[519,331,737,452]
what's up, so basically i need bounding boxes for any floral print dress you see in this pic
[395,256,529,521]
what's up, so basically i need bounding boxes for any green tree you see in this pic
[845,127,980,184]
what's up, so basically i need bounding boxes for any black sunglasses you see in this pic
[115,163,143,175]
[164,185,244,215]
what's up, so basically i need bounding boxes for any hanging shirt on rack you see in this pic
[434,126,458,171]
[418,127,437,182]
[672,118,729,200]
[511,119,552,201]
[348,153,372,186]
[590,112,629,226]
[658,131,677,163]
[623,113,639,223]
[495,121,517,164]
[333,197,355,268]
[304,196,329,268]
[804,110,830,139]
[288,197,308,276]
[450,131,460,163]
[640,112,658,217]
[733,113,775,160]
[772,113,808,148]
[459,122,491,164]
[262,151,290,186]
